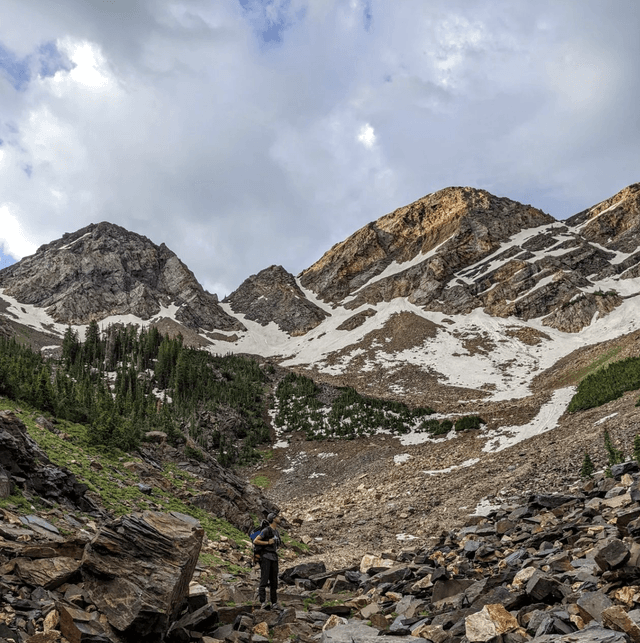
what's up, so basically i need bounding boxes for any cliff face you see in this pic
[299,187,554,307]
[296,184,640,333]
[223,265,329,336]
[0,222,244,332]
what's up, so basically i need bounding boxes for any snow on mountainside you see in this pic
[0,221,244,333]
[2,184,640,422]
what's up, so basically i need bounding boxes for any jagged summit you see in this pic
[0,221,244,332]
[299,186,554,306]
[223,265,329,336]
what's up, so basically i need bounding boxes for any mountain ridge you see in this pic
[2,183,640,418]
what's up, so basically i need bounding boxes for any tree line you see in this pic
[0,322,270,464]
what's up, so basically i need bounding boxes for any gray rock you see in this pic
[320,622,423,643]
[224,265,329,335]
[576,592,613,623]
[532,625,627,643]
[593,539,630,571]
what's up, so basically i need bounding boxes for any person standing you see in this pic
[254,512,281,610]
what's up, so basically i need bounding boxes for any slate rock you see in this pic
[81,511,203,639]
[280,562,326,585]
[593,539,630,571]
[611,462,639,479]
[57,602,116,643]
[533,626,628,643]
[320,622,422,643]
[432,578,475,603]
[577,592,614,623]
[15,557,81,590]
[170,603,218,635]
[525,570,563,602]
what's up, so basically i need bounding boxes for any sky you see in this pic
[0,1,639,296]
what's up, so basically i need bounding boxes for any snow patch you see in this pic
[595,413,618,426]
[394,454,412,464]
[482,387,575,453]
[473,498,502,516]
[423,458,479,475]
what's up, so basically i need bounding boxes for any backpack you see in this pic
[249,520,270,566]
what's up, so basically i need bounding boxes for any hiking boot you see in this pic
[261,601,271,610]
[271,602,280,611]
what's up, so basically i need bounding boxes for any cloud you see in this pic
[357,123,376,148]
[0,205,38,259]
[0,0,639,297]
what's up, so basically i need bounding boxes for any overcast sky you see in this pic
[1,1,639,296]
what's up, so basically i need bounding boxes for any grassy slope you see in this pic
[0,396,252,576]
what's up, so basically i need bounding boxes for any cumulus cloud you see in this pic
[0,0,639,295]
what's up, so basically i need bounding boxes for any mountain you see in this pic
[2,184,640,414]
[0,221,244,332]
[223,264,329,336]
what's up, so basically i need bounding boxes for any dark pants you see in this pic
[258,556,279,604]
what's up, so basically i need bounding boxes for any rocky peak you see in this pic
[0,221,245,332]
[566,183,640,255]
[224,265,329,335]
[299,187,554,305]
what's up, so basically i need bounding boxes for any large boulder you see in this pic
[81,511,204,641]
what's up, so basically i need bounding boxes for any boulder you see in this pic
[81,511,203,639]
[280,562,327,585]
[602,606,640,643]
[593,539,630,571]
[465,604,520,642]
[320,621,422,643]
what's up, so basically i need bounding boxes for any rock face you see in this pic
[0,411,100,513]
[224,265,329,335]
[296,184,640,332]
[0,509,204,643]
[300,186,554,307]
[82,511,203,640]
[0,221,244,332]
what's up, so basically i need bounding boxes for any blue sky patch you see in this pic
[238,0,300,46]
[0,43,31,90]
[0,40,73,91]
[0,247,16,270]
[38,41,74,78]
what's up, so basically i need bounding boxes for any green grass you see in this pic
[251,475,271,489]
[559,346,623,387]
[0,395,254,575]
[0,491,37,513]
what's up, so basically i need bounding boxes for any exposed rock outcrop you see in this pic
[0,411,101,514]
[0,222,245,332]
[299,187,554,307]
[224,265,329,335]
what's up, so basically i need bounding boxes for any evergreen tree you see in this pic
[580,452,595,479]
[634,434,640,465]
[604,429,624,465]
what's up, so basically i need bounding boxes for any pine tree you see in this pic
[634,434,640,465]
[580,452,595,479]
[604,429,625,465]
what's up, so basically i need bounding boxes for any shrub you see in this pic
[185,445,205,462]
[454,415,485,431]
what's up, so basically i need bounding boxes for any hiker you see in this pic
[254,512,281,610]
